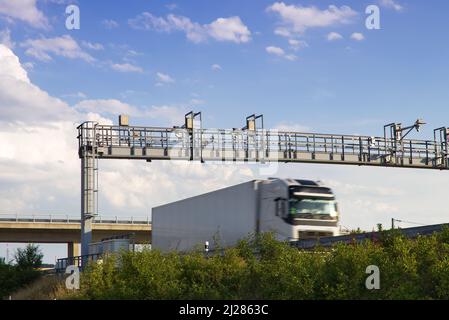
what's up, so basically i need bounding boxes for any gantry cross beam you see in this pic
[77,112,449,256]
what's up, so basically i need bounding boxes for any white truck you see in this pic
[152,178,341,252]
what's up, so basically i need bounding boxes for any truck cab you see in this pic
[259,178,340,241]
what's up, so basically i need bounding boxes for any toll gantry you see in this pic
[77,112,449,256]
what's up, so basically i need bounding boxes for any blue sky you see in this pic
[6,0,449,132]
[0,0,449,263]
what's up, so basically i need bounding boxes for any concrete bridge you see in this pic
[0,214,151,257]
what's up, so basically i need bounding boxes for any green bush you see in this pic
[67,228,449,300]
[0,244,43,299]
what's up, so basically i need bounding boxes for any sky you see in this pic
[0,0,448,263]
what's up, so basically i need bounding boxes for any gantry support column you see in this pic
[81,149,97,257]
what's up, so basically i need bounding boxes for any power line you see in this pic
[392,218,428,229]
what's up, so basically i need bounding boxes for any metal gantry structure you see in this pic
[77,112,449,256]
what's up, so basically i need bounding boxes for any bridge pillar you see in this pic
[67,242,80,258]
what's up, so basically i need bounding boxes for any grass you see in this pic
[9,274,69,300]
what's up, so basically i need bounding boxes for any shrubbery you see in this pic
[67,228,449,300]
[0,244,43,299]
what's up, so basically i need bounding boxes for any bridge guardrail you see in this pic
[291,223,449,250]
[55,253,103,273]
[0,214,151,225]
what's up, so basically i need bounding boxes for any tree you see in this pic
[350,228,364,234]
[14,244,43,270]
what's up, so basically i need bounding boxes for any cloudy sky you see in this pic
[0,0,448,262]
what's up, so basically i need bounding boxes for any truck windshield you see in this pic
[289,198,338,217]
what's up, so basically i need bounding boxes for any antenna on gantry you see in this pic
[383,118,426,162]
[243,114,264,131]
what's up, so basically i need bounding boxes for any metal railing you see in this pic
[55,253,103,273]
[292,223,449,250]
[0,213,151,225]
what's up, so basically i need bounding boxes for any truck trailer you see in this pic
[152,178,341,252]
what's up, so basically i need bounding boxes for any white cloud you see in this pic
[130,12,171,31]
[165,3,178,11]
[0,28,14,48]
[0,44,78,124]
[21,35,94,62]
[190,98,205,105]
[125,49,141,57]
[111,62,143,73]
[0,44,82,213]
[102,19,119,29]
[74,98,186,126]
[99,161,255,209]
[0,0,49,29]
[288,39,308,51]
[274,27,292,37]
[207,16,251,43]
[61,91,87,99]
[326,179,405,197]
[82,41,104,51]
[327,31,343,41]
[274,122,310,132]
[22,61,34,71]
[142,105,186,125]
[42,0,73,4]
[0,45,30,83]
[266,46,297,61]
[156,72,175,83]
[74,99,137,116]
[266,46,285,56]
[129,12,251,44]
[211,64,222,71]
[284,54,297,61]
[288,39,300,46]
[379,0,403,12]
[267,2,357,36]
[77,101,188,126]
[350,32,365,41]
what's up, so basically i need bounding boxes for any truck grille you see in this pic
[298,231,333,239]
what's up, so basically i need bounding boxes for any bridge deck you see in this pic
[0,215,151,244]
[0,214,150,225]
